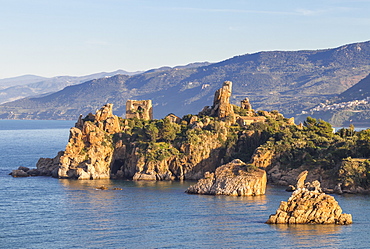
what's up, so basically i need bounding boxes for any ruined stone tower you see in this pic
[241,97,252,111]
[126,100,153,120]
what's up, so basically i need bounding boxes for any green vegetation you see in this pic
[112,108,370,189]
[338,158,370,189]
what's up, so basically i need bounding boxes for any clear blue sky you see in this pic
[1,0,369,79]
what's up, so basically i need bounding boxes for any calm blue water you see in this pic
[1,120,370,248]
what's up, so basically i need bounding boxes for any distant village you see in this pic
[302,97,370,114]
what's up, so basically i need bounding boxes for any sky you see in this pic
[0,0,370,79]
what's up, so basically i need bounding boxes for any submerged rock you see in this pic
[10,169,29,177]
[266,171,352,225]
[96,186,108,190]
[186,159,267,196]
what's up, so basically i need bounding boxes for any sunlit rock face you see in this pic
[58,103,120,180]
[186,159,267,196]
[210,81,234,121]
[266,172,352,225]
[34,104,120,180]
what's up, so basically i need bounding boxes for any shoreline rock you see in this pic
[186,159,267,196]
[266,171,352,225]
[10,167,30,177]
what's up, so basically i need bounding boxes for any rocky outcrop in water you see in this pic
[31,104,120,180]
[266,172,352,225]
[58,103,120,179]
[10,166,30,177]
[186,159,267,196]
[35,151,64,177]
[14,81,298,182]
[27,103,228,180]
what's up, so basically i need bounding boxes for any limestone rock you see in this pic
[266,188,352,225]
[132,173,157,181]
[111,130,225,181]
[96,186,108,190]
[210,81,234,121]
[186,159,267,196]
[296,170,308,189]
[56,103,119,179]
[267,171,352,225]
[250,146,274,169]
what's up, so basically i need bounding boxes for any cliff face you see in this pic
[186,159,267,196]
[30,80,295,181]
[111,131,224,181]
[36,104,226,180]
[37,104,121,180]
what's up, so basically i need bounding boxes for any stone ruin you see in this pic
[240,97,252,112]
[126,100,153,120]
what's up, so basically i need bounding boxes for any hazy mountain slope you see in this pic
[0,75,47,89]
[297,74,370,126]
[1,41,370,121]
[338,73,370,101]
[0,70,140,104]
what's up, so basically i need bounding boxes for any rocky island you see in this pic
[267,171,352,225]
[10,79,370,196]
[186,159,266,196]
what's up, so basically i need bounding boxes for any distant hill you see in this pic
[297,74,370,126]
[0,75,47,89]
[0,70,142,104]
[338,73,370,101]
[0,41,370,121]
[143,62,211,73]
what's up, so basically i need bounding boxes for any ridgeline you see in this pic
[1,41,370,125]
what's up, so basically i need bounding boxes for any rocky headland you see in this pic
[186,159,266,196]
[10,79,370,197]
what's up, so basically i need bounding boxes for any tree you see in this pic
[145,122,159,142]
[160,118,180,142]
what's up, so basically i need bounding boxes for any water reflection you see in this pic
[55,179,356,248]
[59,178,118,190]
[58,179,120,241]
[271,223,343,248]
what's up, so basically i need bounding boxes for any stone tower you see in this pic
[126,100,153,120]
[241,97,252,111]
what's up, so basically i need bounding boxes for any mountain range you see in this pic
[0,70,142,104]
[0,41,369,124]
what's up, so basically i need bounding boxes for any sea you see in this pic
[1,120,370,249]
